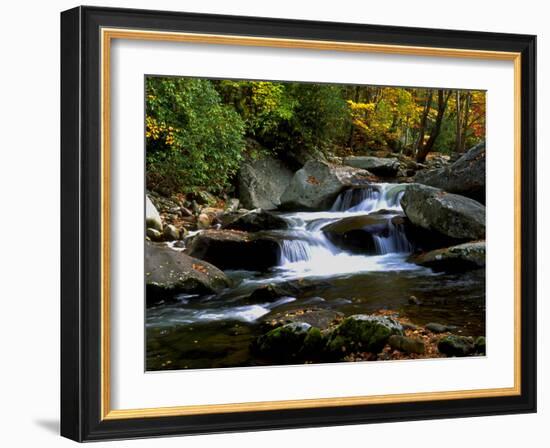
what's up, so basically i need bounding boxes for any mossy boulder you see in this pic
[388,334,425,355]
[326,314,403,358]
[253,322,325,363]
[474,336,486,355]
[438,335,475,357]
[262,308,343,331]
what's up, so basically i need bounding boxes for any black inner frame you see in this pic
[60,6,536,442]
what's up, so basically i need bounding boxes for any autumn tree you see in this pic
[415,89,452,163]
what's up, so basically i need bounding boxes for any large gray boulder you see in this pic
[146,195,163,231]
[415,142,486,203]
[280,160,375,210]
[409,241,485,272]
[238,155,294,210]
[343,156,400,177]
[223,209,287,232]
[400,184,485,240]
[145,241,230,306]
[186,230,280,272]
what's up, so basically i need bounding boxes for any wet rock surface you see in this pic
[409,241,486,272]
[280,160,376,210]
[223,209,288,232]
[343,156,400,177]
[186,230,280,272]
[145,241,231,306]
[401,184,485,240]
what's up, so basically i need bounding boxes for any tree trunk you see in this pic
[455,91,462,153]
[459,92,471,152]
[347,85,361,151]
[413,89,433,157]
[416,89,451,163]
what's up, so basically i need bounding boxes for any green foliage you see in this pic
[145,77,486,197]
[146,77,245,194]
[281,83,350,153]
[214,80,350,155]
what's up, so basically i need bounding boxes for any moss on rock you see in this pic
[326,314,403,358]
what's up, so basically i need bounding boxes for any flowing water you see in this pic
[147,183,485,370]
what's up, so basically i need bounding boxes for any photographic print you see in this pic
[145,77,487,371]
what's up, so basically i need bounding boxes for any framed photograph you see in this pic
[60,6,536,441]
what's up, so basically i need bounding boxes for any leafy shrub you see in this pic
[146,77,246,195]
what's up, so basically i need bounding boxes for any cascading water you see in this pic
[331,183,407,213]
[266,183,418,282]
[372,221,413,254]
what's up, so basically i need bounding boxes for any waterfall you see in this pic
[278,231,337,265]
[331,186,380,212]
[273,183,416,279]
[372,221,413,255]
[279,239,313,264]
[331,183,407,213]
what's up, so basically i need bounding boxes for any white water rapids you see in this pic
[239,183,422,286]
[149,184,425,327]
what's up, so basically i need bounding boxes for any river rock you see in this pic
[280,160,376,211]
[262,308,344,331]
[474,336,486,355]
[253,322,325,363]
[438,335,475,357]
[162,224,179,241]
[146,227,162,241]
[322,214,397,254]
[282,146,328,170]
[245,279,331,304]
[238,155,294,210]
[146,195,163,231]
[246,283,300,302]
[409,241,486,272]
[196,213,212,229]
[225,198,240,212]
[223,209,288,232]
[388,334,425,354]
[400,184,485,240]
[326,314,403,358]
[145,241,230,306]
[186,230,280,271]
[343,156,400,177]
[425,322,454,333]
[415,142,486,203]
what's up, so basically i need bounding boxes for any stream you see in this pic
[146,183,485,370]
